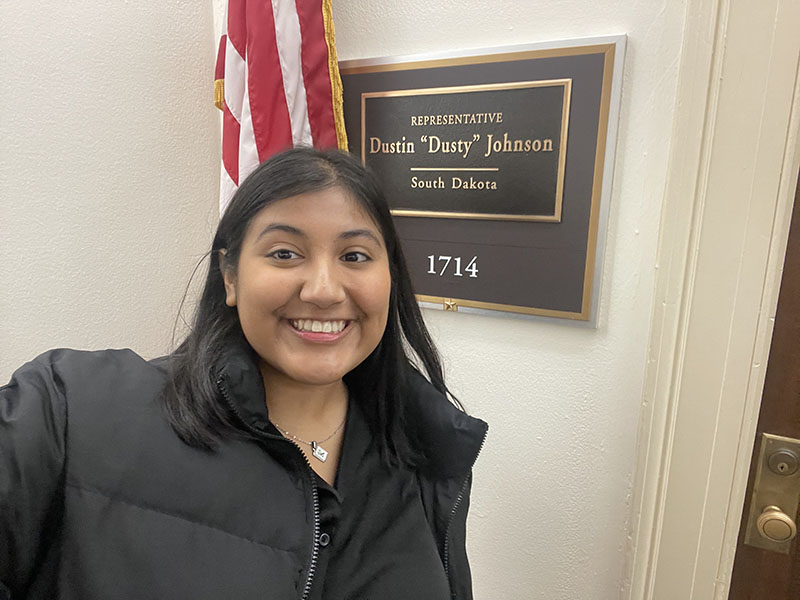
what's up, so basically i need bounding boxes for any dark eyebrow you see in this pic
[339,229,382,245]
[255,224,382,246]
[256,223,306,240]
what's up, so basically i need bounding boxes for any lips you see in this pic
[289,319,348,334]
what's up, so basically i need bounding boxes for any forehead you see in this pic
[245,187,381,238]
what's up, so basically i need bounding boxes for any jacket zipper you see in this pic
[216,376,321,600]
[442,424,488,587]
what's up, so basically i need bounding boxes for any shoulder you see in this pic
[4,348,150,402]
[4,348,171,429]
[7,350,193,487]
[25,347,162,376]
[0,348,170,499]
[14,348,167,392]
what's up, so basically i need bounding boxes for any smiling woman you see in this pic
[219,186,393,481]
[0,148,488,600]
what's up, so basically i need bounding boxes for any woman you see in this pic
[0,148,488,599]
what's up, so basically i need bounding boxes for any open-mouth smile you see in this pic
[287,319,352,343]
[289,319,349,334]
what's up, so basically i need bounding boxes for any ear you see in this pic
[219,249,237,307]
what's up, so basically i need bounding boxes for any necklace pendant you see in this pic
[311,441,328,462]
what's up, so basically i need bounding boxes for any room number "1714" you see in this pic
[426,255,479,278]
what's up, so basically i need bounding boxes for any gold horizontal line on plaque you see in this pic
[361,78,570,99]
[361,78,570,222]
[391,209,561,222]
[340,43,615,75]
[416,294,588,320]
[409,167,500,172]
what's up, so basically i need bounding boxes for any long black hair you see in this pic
[163,147,456,465]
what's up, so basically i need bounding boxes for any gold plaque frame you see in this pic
[360,79,572,222]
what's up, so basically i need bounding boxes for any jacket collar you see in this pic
[404,367,488,479]
[216,345,488,480]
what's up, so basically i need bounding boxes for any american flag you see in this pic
[214,0,348,213]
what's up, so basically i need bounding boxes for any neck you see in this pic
[260,364,348,433]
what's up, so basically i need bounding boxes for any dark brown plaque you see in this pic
[340,38,624,322]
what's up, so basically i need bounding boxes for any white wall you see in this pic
[0,1,220,379]
[2,1,688,598]
[328,1,687,599]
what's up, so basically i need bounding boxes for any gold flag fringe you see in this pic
[322,0,348,150]
[214,79,225,111]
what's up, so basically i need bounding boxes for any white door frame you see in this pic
[625,0,800,598]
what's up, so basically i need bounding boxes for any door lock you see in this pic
[767,448,799,476]
[743,433,800,554]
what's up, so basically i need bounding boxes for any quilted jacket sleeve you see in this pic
[0,354,68,597]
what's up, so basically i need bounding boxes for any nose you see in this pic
[298,258,347,308]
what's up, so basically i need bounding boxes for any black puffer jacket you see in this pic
[0,349,487,599]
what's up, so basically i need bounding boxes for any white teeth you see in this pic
[291,319,347,333]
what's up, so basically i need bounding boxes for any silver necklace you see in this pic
[272,414,347,462]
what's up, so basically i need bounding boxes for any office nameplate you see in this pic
[362,79,571,222]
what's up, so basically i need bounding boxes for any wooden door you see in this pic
[729,173,800,598]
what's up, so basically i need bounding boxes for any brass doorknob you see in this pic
[756,506,797,543]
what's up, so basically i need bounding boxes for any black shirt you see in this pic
[295,402,451,600]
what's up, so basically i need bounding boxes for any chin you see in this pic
[287,368,350,387]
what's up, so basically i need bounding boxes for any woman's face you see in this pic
[223,186,392,388]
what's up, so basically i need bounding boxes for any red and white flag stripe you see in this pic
[215,0,347,214]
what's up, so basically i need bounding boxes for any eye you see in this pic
[341,251,371,263]
[267,248,301,260]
